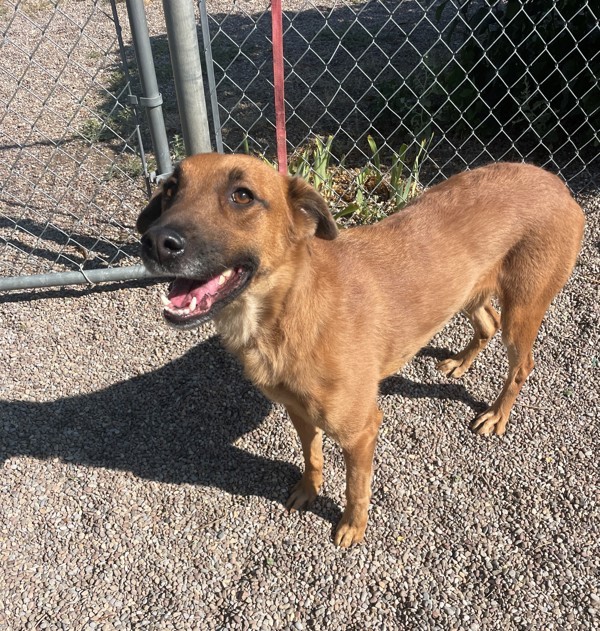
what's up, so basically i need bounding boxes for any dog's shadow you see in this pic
[0,337,295,498]
[0,336,485,529]
[380,346,489,416]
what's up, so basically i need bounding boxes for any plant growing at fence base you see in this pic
[390,135,431,208]
[335,134,433,223]
[286,135,336,199]
[247,134,432,225]
[171,134,186,162]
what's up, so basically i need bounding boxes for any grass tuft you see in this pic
[246,134,432,225]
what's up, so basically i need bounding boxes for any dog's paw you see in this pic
[436,356,472,379]
[333,512,367,548]
[285,477,320,512]
[471,407,509,436]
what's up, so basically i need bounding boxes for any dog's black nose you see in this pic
[141,227,185,263]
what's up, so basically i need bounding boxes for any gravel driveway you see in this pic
[1,1,599,629]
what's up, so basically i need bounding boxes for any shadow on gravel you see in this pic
[380,372,488,416]
[0,337,299,504]
[0,337,482,524]
[380,346,488,415]
[0,211,138,271]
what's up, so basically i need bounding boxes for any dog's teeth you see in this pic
[189,296,197,311]
[218,269,234,285]
[160,293,170,307]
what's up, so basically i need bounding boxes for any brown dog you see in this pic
[137,154,584,547]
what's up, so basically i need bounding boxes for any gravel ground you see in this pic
[1,195,598,629]
[1,1,599,629]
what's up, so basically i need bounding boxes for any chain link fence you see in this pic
[209,0,598,190]
[0,0,151,284]
[1,0,598,289]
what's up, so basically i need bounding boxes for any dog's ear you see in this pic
[136,190,163,234]
[136,168,180,234]
[287,176,338,240]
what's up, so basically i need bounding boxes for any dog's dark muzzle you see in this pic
[139,224,260,329]
[140,225,187,272]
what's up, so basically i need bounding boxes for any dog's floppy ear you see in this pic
[287,176,338,240]
[136,168,180,234]
[136,190,163,234]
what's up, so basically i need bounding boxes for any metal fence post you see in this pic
[198,0,223,153]
[125,0,173,179]
[162,0,212,156]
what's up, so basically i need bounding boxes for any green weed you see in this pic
[171,134,186,162]
[245,134,432,225]
[79,117,107,144]
[339,133,433,222]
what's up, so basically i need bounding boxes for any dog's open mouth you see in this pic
[160,265,253,329]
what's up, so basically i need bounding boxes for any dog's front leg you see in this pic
[334,406,383,548]
[285,410,324,511]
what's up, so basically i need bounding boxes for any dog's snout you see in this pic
[141,226,185,263]
[159,230,185,255]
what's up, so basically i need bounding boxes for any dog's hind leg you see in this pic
[471,212,582,437]
[437,298,501,379]
[471,300,545,436]
[286,411,324,511]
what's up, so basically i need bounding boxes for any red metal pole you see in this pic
[271,0,287,174]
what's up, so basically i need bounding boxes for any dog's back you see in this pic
[323,163,584,374]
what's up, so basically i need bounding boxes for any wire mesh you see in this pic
[1,0,598,285]
[206,0,599,193]
[0,0,150,280]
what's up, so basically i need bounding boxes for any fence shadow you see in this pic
[100,0,457,166]
[0,210,138,272]
[207,0,448,158]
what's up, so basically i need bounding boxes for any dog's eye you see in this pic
[231,188,254,205]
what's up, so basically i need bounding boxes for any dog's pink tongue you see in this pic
[168,275,222,309]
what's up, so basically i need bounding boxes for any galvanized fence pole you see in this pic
[162,0,212,156]
[125,0,173,179]
[198,0,223,153]
[109,0,151,196]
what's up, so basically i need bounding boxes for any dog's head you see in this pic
[137,153,338,329]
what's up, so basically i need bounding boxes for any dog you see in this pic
[137,153,584,547]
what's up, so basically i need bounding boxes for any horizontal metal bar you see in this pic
[0,265,158,292]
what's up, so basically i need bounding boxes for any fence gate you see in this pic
[0,1,159,290]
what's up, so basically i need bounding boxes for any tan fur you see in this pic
[138,154,585,547]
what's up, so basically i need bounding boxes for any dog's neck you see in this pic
[213,289,263,351]
[214,240,332,388]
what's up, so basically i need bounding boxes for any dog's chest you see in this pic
[215,288,324,421]
[239,340,293,390]
[238,341,323,421]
